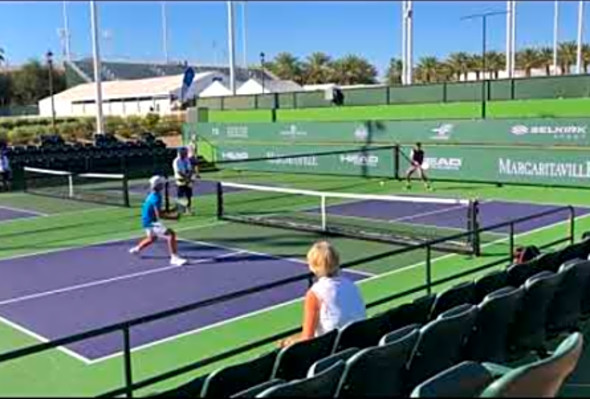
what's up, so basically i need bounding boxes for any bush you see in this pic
[152,115,182,137]
[8,125,46,145]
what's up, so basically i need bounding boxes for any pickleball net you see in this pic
[23,166,131,207]
[216,181,481,255]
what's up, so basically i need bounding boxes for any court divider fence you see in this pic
[187,74,590,113]
[0,205,575,397]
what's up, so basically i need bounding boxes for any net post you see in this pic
[509,222,515,259]
[320,195,327,231]
[68,174,74,198]
[122,174,130,208]
[425,245,432,295]
[569,206,576,244]
[394,145,400,180]
[164,175,170,213]
[216,182,224,220]
[122,326,134,398]
[469,199,481,256]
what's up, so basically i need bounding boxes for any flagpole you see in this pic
[162,1,169,64]
[576,0,584,74]
[553,0,559,75]
[401,1,407,85]
[406,0,413,85]
[62,1,71,62]
[90,0,104,135]
[242,1,247,68]
[227,1,236,94]
[505,0,512,77]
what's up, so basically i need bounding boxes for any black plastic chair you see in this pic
[376,294,434,332]
[406,304,478,392]
[379,324,421,345]
[536,251,563,273]
[333,313,390,352]
[546,259,590,336]
[151,373,208,398]
[508,271,562,357]
[271,330,338,380]
[558,241,590,265]
[474,269,508,303]
[464,286,523,363]
[336,326,420,397]
[307,347,359,377]
[506,259,543,287]
[410,361,495,398]
[229,380,285,398]
[429,281,476,320]
[259,361,345,398]
[201,349,278,397]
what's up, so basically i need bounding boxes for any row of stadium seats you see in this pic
[152,238,590,397]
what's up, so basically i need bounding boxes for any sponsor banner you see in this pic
[215,144,395,178]
[190,119,590,146]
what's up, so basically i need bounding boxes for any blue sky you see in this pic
[1,1,589,78]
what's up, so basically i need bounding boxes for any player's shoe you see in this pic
[171,255,188,266]
[403,183,411,190]
[129,246,141,255]
[425,184,434,191]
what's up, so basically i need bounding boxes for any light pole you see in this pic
[260,52,265,94]
[461,10,507,119]
[46,50,56,134]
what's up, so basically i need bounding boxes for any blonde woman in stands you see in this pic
[279,241,366,348]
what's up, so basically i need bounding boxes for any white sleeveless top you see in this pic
[310,275,367,337]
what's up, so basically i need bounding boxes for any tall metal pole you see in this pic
[47,51,56,133]
[576,0,584,74]
[260,52,265,94]
[401,1,407,85]
[241,1,247,68]
[553,0,559,75]
[505,0,512,77]
[90,0,105,135]
[227,1,236,94]
[162,1,169,64]
[511,0,516,77]
[406,0,413,85]
[62,1,71,62]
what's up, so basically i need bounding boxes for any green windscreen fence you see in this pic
[223,95,257,110]
[388,84,445,104]
[343,87,388,106]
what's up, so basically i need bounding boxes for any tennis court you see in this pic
[0,173,588,379]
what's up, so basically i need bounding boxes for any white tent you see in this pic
[236,78,301,95]
[199,80,233,97]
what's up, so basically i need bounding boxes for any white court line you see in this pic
[0,250,247,307]
[0,205,117,227]
[388,203,470,223]
[0,204,47,217]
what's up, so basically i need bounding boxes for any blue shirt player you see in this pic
[129,175,187,266]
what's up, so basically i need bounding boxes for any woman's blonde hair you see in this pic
[307,241,340,278]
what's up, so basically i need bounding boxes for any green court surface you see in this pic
[0,171,590,396]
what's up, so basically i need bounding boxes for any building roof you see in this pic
[199,80,233,97]
[236,77,301,95]
[44,72,218,103]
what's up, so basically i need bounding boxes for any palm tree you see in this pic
[435,62,453,82]
[467,54,483,80]
[416,57,440,83]
[385,58,403,85]
[447,52,471,81]
[484,51,506,79]
[267,52,304,84]
[537,47,554,76]
[516,48,541,77]
[0,48,4,66]
[558,41,577,75]
[302,52,332,84]
[329,55,377,85]
[582,44,590,74]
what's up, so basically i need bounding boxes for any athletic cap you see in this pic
[150,175,166,189]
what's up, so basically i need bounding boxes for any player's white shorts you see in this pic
[145,222,169,238]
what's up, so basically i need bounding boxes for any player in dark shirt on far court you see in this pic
[405,142,432,191]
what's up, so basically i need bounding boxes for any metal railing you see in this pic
[0,205,575,397]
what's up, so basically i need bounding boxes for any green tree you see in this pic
[558,41,577,75]
[538,47,554,76]
[435,62,453,82]
[582,44,590,73]
[266,52,304,84]
[447,52,471,81]
[10,60,66,105]
[385,57,403,85]
[484,51,506,79]
[329,55,377,85]
[468,54,483,80]
[0,72,10,106]
[415,57,440,83]
[0,48,4,66]
[301,52,332,84]
[516,48,541,77]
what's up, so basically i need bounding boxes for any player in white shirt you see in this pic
[172,147,198,215]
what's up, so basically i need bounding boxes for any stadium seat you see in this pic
[473,269,508,303]
[558,242,589,265]
[151,373,208,398]
[546,259,590,336]
[379,324,421,345]
[536,250,563,273]
[376,294,435,331]
[429,281,476,320]
[332,313,391,352]
[271,329,338,380]
[258,361,345,398]
[406,304,478,392]
[200,349,279,397]
[336,326,419,397]
[307,347,359,377]
[508,271,562,358]
[506,259,544,288]
[464,286,524,363]
[480,332,583,397]
[230,379,285,398]
[409,361,495,398]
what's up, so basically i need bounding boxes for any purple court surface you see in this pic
[0,206,43,222]
[0,197,588,362]
[129,179,240,197]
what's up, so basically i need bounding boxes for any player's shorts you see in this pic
[177,184,193,199]
[1,171,11,182]
[145,222,169,239]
